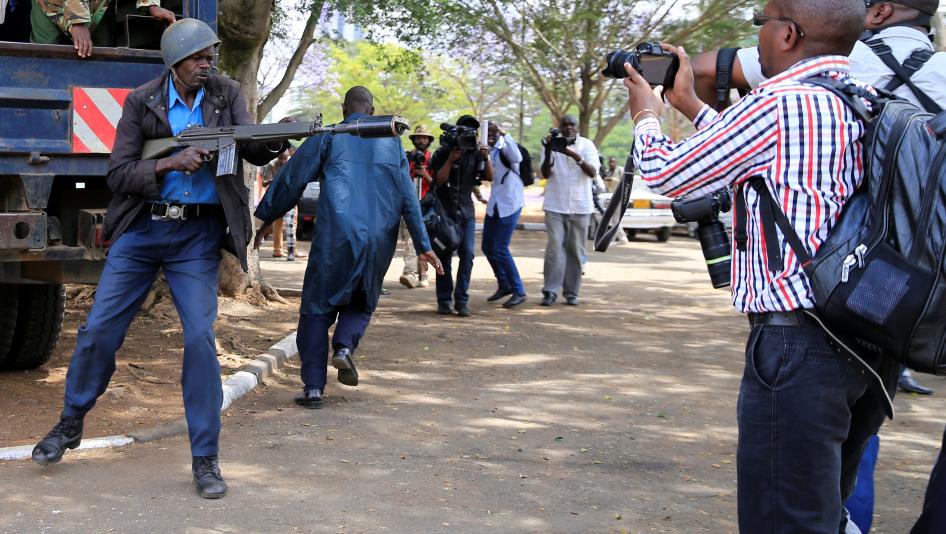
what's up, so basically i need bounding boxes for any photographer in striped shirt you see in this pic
[622,0,901,531]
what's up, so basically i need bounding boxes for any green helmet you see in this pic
[160,19,221,68]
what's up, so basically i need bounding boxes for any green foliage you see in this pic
[290,41,472,131]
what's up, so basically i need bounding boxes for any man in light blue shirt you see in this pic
[483,121,527,308]
[162,76,218,204]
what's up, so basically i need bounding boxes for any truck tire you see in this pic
[1,284,66,371]
[0,284,19,366]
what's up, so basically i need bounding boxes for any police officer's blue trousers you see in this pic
[62,211,224,457]
[297,290,372,391]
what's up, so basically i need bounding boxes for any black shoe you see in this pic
[455,305,471,317]
[487,289,513,302]
[32,416,83,465]
[540,292,556,306]
[565,296,579,306]
[332,347,359,386]
[503,294,527,308]
[437,303,453,315]
[192,455,227,499]
[899,370,933,395]
[294,387,324,409]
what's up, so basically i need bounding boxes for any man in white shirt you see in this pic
[539,115,600,306]
[482,122,527,308]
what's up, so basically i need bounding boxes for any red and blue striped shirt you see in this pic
[634,56,871,313]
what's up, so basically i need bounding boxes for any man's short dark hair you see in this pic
[344,86,373,111]
[560,115,578,126]
[779,0,866,56]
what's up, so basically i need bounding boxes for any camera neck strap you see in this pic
[593,150,636,252]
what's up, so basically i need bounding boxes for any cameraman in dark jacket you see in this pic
[30,19,286,499]
[429,115,493,316]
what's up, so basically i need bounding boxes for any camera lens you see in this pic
[697,220,732,289]
[602,50,640,79]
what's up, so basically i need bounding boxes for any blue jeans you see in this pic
[913,426,946,533]
[737,322,887,533]
[845,435,879,533]
[481,208,524,296]
[435,215,475,308]
[296,291,372,391]
[62,211,224,456]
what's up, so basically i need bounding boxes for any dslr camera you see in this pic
[545,128,576,154]
[406,150,426,167]
[440,123,479,152]
[602,41,680,88]
[671,189,733,289]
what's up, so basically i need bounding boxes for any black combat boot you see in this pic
[192,455,227,499]
[32,416,84,465]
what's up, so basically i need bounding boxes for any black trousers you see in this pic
[737,322,888,533]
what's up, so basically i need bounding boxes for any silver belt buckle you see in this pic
[167,204,185,220]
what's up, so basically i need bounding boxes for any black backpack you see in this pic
[746,78,946,374]
[498,144,535,186]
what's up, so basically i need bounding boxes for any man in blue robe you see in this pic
[254,86,442,408]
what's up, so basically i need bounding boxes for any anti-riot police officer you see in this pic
[30,19,287,499]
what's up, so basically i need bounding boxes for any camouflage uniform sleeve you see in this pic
[135,0,162,9]
[40,0,93,34]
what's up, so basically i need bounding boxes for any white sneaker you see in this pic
[417,274,430,288]
[399,274,417,288]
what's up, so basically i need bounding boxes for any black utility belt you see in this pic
[747,310,813,328]
[149,202,222,221]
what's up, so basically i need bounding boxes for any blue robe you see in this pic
[255,113,431,315]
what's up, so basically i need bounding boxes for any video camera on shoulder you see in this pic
[602,41,679,89]
[440,123,479,152]
[546,128,576,154]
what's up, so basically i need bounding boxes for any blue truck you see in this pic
[0,0,217,370]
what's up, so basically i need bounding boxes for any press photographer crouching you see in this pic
[430,115,493,317]
[621,1,899,531]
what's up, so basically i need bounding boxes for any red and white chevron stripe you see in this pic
[72,87,131,153]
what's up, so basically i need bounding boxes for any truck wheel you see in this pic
[656,227,672,242]
[0,285,19,366]
[1,284,66,371]
[624,229,637,240]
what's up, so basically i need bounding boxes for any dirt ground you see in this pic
[0,288,300,447]
[1,232,943,533]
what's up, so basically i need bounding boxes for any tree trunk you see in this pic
[215,0,285,303]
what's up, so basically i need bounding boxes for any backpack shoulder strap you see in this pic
[497,148,515,185]
[715,48,748,111]
[746,177,816,276]
[802,77,876,123]
[865,40,943,114]
[884,48,934,91]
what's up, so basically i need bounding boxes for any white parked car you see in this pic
[597,180,676,242]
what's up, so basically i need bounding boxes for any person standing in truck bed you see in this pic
[30,0,176,57]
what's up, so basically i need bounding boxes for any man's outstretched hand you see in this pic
[418,251,444,276]
[253,222,273,250]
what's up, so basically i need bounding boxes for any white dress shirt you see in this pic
[487,133,525,218]
[737,27,946,108]
[542,135,600,215]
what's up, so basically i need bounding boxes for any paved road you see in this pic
[1,233,942,533]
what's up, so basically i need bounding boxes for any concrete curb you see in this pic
[0,331,299,461]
